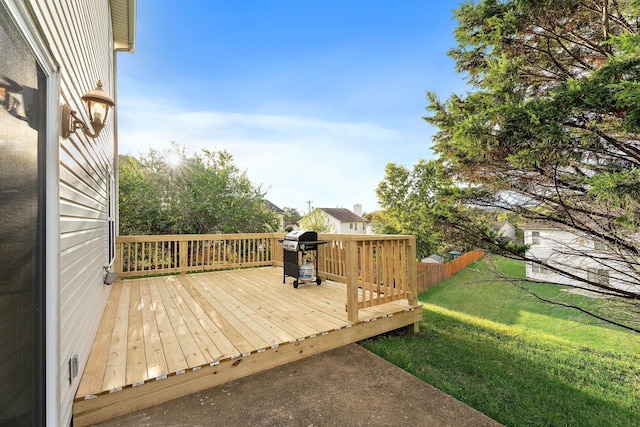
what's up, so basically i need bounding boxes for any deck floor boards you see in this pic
[74,267,422,425]
[125,281,146,386]
[102,282,130,391]
[139,279,168,379]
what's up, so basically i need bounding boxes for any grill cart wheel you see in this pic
[293,280,299,289]
[316,277,321,285]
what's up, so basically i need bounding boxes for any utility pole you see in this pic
[306,200,313,213]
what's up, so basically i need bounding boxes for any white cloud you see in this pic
[117,99,395,213]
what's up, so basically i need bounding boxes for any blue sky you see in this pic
[117,1,468,215]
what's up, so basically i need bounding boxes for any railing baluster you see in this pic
[115,233,418,322]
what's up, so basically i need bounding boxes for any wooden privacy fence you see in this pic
[417,249,486,293]
[115,233,418,323]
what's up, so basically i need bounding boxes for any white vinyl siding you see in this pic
[25,1,117,425]
[337,220,367,234]
[339,221,366,234]
[524,226,637,294]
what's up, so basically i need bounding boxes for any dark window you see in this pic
[588,268,610,285]
[532,263,549,274]
[108,170,115,265]
[531,231,540,245]
[0,5,47,425]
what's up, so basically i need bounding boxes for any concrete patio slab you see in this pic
[92,343,502,427]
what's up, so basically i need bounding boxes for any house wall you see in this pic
[308,210,340,233]
[524,228,584,285]
[498,223,516,240]
[24,1,118,425]
[524,228,637,293]
[303,209,369,234]
[337,220,366,234]
[320,216,367,234]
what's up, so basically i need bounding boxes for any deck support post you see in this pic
[270,233,277,266]
[407,236,420,333]
[407,236,418,306]
[179,240,187,272]
[346,239,359,323]
[114,241,122,274]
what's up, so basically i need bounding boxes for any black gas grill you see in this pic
[281,230,327,288]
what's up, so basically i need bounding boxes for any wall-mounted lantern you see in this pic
[61,80,115,139]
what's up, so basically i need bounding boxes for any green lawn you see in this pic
[424,256,640,354]
[362,256,640,427]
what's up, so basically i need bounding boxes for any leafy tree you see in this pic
[282,207,303,229]
[119,143,279,235]
[298,209,334,233]
[422,0,640,303]
[364,210,398,235]
[376,160,458,258]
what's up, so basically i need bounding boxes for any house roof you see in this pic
[264,200,284,214]
[520,222,561,230]
[110,0,136,52]
[492,221,514,230]
[319,208,366,223]
[421,254,444,263]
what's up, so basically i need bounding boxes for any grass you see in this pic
[424,256,640,354]
[362,256,640,427]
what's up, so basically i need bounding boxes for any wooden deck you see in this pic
[73,267,422,426]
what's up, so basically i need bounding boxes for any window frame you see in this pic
[531,231,540,245]
[532,263,549,274]
[587,267,610,285]
[107,168,116,266]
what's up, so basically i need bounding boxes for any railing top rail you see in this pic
[117,233,282,242]
[117,233,416,243]
[318,234,415,242]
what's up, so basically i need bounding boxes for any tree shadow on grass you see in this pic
[362,309,640,427]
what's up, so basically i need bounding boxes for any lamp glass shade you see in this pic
[81,80,115,129]
[87,99,109,127]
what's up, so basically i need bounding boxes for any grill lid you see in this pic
[284,230,318,242]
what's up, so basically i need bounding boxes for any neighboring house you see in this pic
[522,222,638,294]
[492,221,516,242]
[264,199,285,230]
[306,205,368,234]
[0,1,136,425]
[421,254,444,264]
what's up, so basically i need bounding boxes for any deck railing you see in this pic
[115,232,417,323]
[320,235,417,322]
[115,234,278,276]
